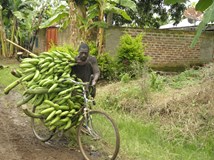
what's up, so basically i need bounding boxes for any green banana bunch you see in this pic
[4,49,86,131]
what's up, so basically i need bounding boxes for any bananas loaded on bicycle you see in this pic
[4,48,87,131]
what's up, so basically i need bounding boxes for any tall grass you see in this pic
[98,109,214,160]
[95,63,214,160]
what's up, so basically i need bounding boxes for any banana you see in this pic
[20,63,35,68]
[22,58,39,65]
[60,116,70,123]
[49,125,56,131]
[52,51,64,59]
[32,70,40,81]
[40,61,50,69]
[33,94,44,106]
[40,107,55,114]
[23,67,37,74]
[59,105,70,111]
[60,111,69,117]
[42,79,54,87]
[64,119,72,130]
[44,57,53,62]
[50,115,60,125]
[48,62,55,68]
[48,83,58,93]
[46,110,56,121]
[55,110,62,115]
[22,73,34,82]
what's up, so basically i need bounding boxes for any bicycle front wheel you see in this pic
[77,110,120,160]
[31,105,55,142]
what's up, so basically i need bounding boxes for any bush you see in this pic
[88,41,117,81]
[97,53,116,81]
[116,33,149,75]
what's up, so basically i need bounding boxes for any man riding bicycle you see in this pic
[71,42,100,98]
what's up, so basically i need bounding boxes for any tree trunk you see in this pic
[68,0,81,48]
[9,16,16,57]
[107,12,113,26]
[0,6,8,57]
[97,6,104,54]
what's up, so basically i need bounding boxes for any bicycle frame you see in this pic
[69,79,100,139]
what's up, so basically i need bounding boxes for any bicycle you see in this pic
[30,79,120,160]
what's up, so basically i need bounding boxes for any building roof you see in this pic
[159,18,201,29]
[159,7,202,30]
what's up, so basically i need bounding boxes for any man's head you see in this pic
[78,43,89,62]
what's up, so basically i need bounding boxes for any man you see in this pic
[71,42,100,98]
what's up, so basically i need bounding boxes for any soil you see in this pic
[0,87,85,160]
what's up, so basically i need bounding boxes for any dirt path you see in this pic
[0,87,84,160]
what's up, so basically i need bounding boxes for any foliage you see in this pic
[39,2,70,29]
[191,1,214,47]
[149,71,166,91]
[116,33,148,75]
[112,0,186,28]
[88,41,116,80]
[120,73,131,83]
[169,68,202,89]
[95,63,214,159]
[164,0,214,47]
[97,53,116,81]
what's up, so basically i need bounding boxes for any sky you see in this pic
[186,0,199,6]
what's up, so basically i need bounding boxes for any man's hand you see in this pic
[91,80,96,86]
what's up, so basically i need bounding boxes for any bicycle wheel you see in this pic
[31,105,55,142]
[77,110,120,160]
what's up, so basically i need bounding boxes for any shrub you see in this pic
[116,33,149,75]
[88,41,117,81]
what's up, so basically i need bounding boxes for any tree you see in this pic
[41,0,136,53]
[0,0,52,56]
[112,0,186,28]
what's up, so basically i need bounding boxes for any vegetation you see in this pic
[1,58,214,159]
[95,62,214,160]
[113,0,186,28]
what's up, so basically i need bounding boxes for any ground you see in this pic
[0,87,85,160]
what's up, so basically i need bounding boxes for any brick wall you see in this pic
[105,27,214,70]
[34,26,214,70]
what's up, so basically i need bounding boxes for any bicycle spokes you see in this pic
[77,111,120,160]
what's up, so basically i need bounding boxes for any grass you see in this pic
[0,66,18,86]
[95,63,214,160]
[99,108,214,160]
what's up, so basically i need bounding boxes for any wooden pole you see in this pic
[5,39,34,55]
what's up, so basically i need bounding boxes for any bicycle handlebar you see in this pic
[69,79,89,86]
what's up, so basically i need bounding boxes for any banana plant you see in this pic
[39,2,70,29]
[95,0,137,54]
[0,5,7,57]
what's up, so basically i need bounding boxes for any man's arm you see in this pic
[90,57,100,86]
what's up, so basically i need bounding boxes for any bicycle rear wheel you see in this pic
[77,110,120,160]
[31,105,55,142]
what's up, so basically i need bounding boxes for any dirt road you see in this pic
[0,87,84,160]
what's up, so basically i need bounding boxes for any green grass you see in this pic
[95,65,214,160]
[0,62,24,94]
[100,110,214,160]
[0,66,18,87]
